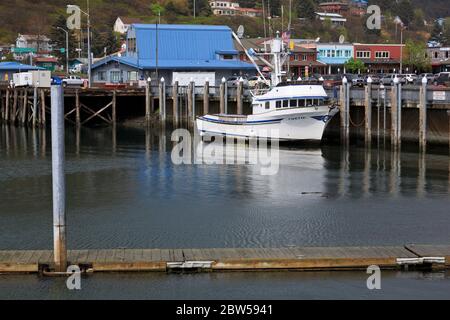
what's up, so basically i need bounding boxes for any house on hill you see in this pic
[92,24,255,86]
[114,17,144,34]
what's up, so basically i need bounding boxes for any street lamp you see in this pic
[394,16,405,74]
[56,27,69,76]
[68,1,91,88]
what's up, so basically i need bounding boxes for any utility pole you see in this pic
[87,0,92,88]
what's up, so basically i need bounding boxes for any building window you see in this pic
[356,51,371,59]
[128,71,138,81]
[110,71,121,83]
[98,71,106,81]
[375,51,390,59]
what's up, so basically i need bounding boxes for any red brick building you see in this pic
[353,43,405,73]
[289,46,327,78]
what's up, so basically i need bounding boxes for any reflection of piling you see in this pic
[418,79,428,152]
[32,87,37,128]
[50,85,67,273]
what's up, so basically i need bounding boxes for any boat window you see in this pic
[275,101,281,108]
[290,99,297,108]
[298,99,306,107]
[306,99,313,107]
[283,100,289,108]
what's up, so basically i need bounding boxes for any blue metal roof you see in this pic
[93,24,255,71]
[0,61,44,71]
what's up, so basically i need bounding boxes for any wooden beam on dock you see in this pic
[203,81,209,116]
[173,81,179,126]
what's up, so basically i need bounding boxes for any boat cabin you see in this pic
[252,84,329,114]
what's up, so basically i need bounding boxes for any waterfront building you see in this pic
[289,45,327,78]
[0,61,43,82]
[92,24,255,85]
[427,46,450,73]
[316,43,353,74]
[353,43,405,73]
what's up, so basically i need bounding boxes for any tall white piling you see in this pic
[419,76,428,152]
[51,85,67,272]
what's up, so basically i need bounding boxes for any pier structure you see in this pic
[0,245,448,274]
[1,82,450,147]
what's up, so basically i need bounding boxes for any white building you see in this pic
[15,34,52,52]
[114,17,143,34]
[209,0,240,16]
[315,12,347,26]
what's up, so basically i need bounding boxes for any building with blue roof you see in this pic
[0,61,44,82]
[92,24,256,85]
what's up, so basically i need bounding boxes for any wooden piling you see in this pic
[12,89,18,124]
[391,83,402,150]
[145,80,151,126]
[40,89,46,126]
[159,79,166,123]
[32,87,37,127]
[220,81,225,114]
[187,81,194,123]
[419,81,427,151]
[75,89,80,128]
[5,89,10,122]
[364,82,372,146]
[112,90,117,126]
[203,81,209,116]
[237,79,244,115]
[172,81,179,126]
[21,89,27,126]
[339,82,349,145]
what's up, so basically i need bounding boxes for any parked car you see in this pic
[402,74,418,84]
[62,75,85,87]
[51,76,62,86]
[226,76,249,87]
[352,75,365,87]
[380,74,406,86]
[365,75,380,85]
[416,73,435,84]
[433,72,450,86]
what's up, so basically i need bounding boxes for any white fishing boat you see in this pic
[196,32,338,142]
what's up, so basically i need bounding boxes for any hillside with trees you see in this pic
[0,0,449,54]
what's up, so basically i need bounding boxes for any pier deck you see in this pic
[1,245,448,274]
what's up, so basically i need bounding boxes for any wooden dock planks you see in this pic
[0,245,448,274]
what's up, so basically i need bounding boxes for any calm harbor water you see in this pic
[0,124,449,299]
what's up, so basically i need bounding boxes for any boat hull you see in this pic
[196,107,336,141]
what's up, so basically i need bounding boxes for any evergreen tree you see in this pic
[430,20,444,44]
[297,0,316,19]
[49,15,77,62]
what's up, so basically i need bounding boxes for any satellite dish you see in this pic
[339,35,345,44]
[237,25,245,39]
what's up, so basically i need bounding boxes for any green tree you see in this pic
[296,0,316,19]
[345,58,365,74]
[49,15,77,63]
[188,0,212,17]
[405,40,431,72]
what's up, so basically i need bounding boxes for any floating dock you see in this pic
[0,245,448,274]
